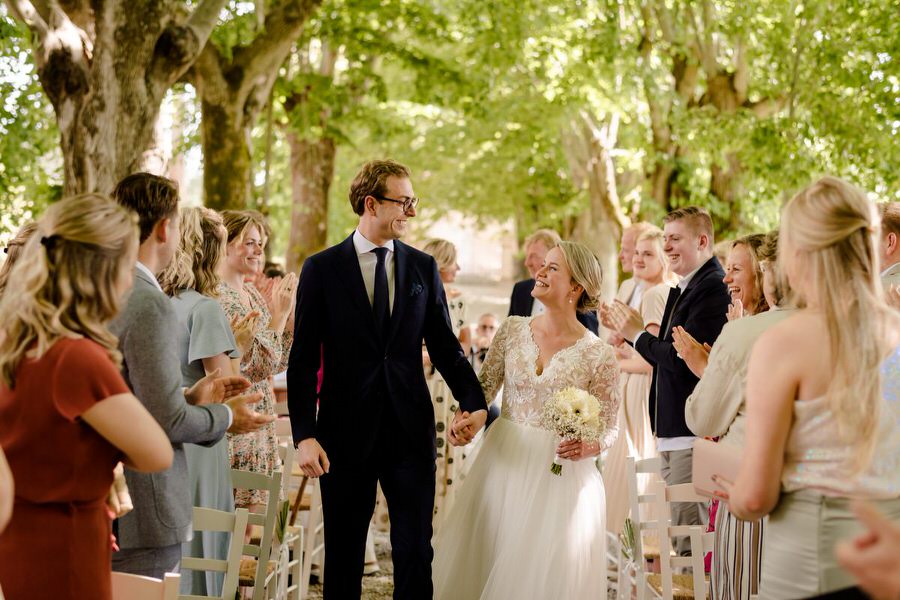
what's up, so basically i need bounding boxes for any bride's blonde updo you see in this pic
[780,175,899,470]
[0,193,139,388]
[554,241,603,313]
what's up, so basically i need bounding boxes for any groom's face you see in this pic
[375,175,416,240]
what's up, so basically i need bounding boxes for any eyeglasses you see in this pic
[373,195,419,212]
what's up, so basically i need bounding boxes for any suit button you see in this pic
[384,355,388,361]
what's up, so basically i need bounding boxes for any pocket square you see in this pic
[409,282,424,296]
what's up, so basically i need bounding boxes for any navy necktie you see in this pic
[371,247,390,337]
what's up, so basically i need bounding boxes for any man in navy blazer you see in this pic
[288,159,487,599]
[508,228,600,333]
[604,206,730,554]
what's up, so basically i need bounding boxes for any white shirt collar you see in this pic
[881,261,900,277]
[353,229,395,255]
[136,261,163,293]
[677,262,704,291]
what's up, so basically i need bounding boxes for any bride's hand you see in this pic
[557,439,601,461]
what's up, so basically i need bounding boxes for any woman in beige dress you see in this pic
[601,227,677,532]
[719,177,900,598]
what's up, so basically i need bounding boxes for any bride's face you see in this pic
[532,247,578,307]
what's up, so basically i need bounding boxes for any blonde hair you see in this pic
[222,210,269,246]
[554,241,603,313]
[0,221,39,297]
[0,194,138,388]
[422,238,458,272]
[636,227,678,286]
[525,228,562,251]
[731,234,769,315]
[780,176,899,470]
[158,207,227,297]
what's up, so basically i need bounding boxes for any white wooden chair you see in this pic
[232,468,283,600]
[618,455,663,600]
[295,479,325,600]
[645,479,714,600]
[180,506,249,600]
[112,572,180,600]
[276,442,304,600]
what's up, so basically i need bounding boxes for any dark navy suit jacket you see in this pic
[634,256,730,438]
[287,234,486,465]
[508,278,600,334]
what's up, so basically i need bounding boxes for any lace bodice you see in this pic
[480,316,621,449]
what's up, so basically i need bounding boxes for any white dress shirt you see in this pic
[353,229,395,314]
[531,298,546,316]
[136,261,163,293]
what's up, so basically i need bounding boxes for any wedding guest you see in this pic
[719,177,900,598]
[422,238,473,528]
[612,222,656,313]
[472,313,500,372]
[111,173,265,580]
[0,194,173,600]
[672,233,769,378]
[603,206,730,555]
[219,210,294,510]
[0,221,37,296]
[685,230,792,600]
[0,448,10,536]
[601,226,677,532]
[158,206,266,596]
[879,202,900,287]
[509,228,599,333]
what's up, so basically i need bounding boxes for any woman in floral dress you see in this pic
[218,210,296,508]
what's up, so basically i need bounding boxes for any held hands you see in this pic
[230,310,261,355]
[556,439,601,461]
[448,409,487,446]
[672,326,711,378]
[225,391,274,434]
[185,368,252,406]
[297,438,330,478]
[600,300,644,342]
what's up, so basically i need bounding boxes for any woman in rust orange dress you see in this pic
[0,194,172,600]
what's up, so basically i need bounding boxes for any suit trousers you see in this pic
[660,448,708,556]
[111,543,181,579]
[320,406,436,600]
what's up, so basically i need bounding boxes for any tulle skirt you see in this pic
[433,416,608,600]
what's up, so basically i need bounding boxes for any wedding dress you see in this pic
[433,316,621,600]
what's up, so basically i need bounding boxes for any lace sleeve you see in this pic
[478,316,513,405]
[589,342,622,451]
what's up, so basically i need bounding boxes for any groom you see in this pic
[287,159,487,599]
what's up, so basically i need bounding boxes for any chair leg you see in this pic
[289,476,310,527]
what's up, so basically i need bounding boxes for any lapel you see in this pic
[338,235,378,334]
[386,241,411,345]
[661,256,723,339]
[660,286,681,340]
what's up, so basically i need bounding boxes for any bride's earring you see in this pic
[568,295,574,304]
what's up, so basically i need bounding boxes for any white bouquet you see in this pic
[540,386,605,476]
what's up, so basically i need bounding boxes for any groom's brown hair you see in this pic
[349,159,411,216]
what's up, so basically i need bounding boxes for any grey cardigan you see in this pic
[109,268,230,549]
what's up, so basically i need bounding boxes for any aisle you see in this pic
[306,531,394,599]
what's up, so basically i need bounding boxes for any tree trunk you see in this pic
[199,99,254,211]
[285,133,335,272]
[191,0,322,211]
[5,0,229,194]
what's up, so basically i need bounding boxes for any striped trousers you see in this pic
[712,504,764,600]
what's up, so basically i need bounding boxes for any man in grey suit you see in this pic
[110,173,269,578]
[879,202,900,288]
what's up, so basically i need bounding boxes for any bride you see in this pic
[434,241,621,600]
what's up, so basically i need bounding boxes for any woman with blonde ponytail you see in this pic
[719,177,900,598]
[0,194,172,600]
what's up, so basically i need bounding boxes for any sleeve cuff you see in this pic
[632,330,647,347]
[223,404,233,428]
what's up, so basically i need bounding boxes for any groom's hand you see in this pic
[449,409,487,446]
[297,438,330,477]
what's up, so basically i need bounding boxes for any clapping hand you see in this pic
[225,391,274,434]
[231,310,260,355]
[727,299,744,322]
[671,326,711,378]
[448,409,487,446]
[185,368,252,406]
[887,284,900,311]
[600,300,644,342]
[106,462,133,518]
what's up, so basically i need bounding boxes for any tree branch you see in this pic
[185,0,228,44]
[685,1,718,75]
[733,37,748,100]
[6,0,50,41]
[744,95,787,119]
[233,0,322,98]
